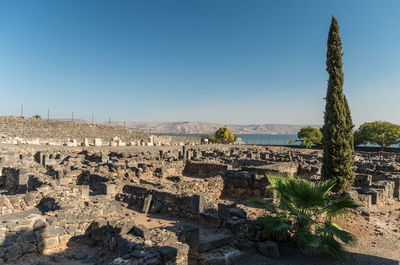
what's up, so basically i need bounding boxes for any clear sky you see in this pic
[0,0,399,126]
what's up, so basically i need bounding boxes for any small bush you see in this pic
[250,176,359,260]
[32,114,41,119]
[214,126,236,143]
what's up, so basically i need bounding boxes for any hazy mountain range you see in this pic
[108,121,321,135]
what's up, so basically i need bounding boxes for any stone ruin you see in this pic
[0,143,399,264]
[0,116,201,147]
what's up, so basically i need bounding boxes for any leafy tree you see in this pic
[32,114,41,119]
[321,16,354,192]
[250,176,359,260]
[354,121,400,148]
[214,126,236,143]
[297,127,322,148]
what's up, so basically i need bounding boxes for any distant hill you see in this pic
[108,121,321,135]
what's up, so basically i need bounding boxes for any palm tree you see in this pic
[250,176,359,259]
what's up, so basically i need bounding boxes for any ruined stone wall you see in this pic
[0,116,147,143]
[183,161,230,177]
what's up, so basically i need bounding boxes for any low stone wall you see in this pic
[88,219,196,265]
[218,171,271,199]
[241,162,299,177]
[183,161,230,177]
[347,174,400,208]
[117,184,216,219]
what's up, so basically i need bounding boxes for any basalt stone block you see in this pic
[149,199,164,214]
[173,225,200,245]
[171,242,190,258]
[228,207,247,219]
[21,243,36,254]
[38,236,59,254]
[81,185,90,200]
[105,184,117,197]
[159,246,177,263]
[357,194,372,208]
[198,231,233,253]
[5,245,22,261]
[199,212,222,226]
[193,194,214,214]
[224,219,244,235]
[217,203,234,219]
[0,235,18,247]
[343,190,358,201]
[40,227,65,238]
[22,231,38,243]
[142,194,153,214]
[131,224,151,239]
[256,241,280,258]
[182,146,187,162]
[389,176,400,199]
[3,167,29,192]
[367,189,383,205]
[354,174,372,187]
[117,237,130,257]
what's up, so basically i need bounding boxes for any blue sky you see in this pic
[0,0,399,126]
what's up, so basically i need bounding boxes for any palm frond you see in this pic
[318,222,355,244]
[293,228,322,256]
[258,215,291,240]
[258,175,357,260]
[319,234,349,260]
[325,197,360,218]
[248,199,278,214]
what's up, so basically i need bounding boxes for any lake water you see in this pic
[155,133,299,145]
[237,134,298,145]
[154,133,398,148]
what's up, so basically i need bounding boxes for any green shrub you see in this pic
[354,121,400,148]
[250,176,359,260]
[214,126,236,143]
[32,114,41,119]
[297,127,322,148]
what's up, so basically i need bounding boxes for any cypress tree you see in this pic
[321,16,354,192]
[344,95,354,149]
